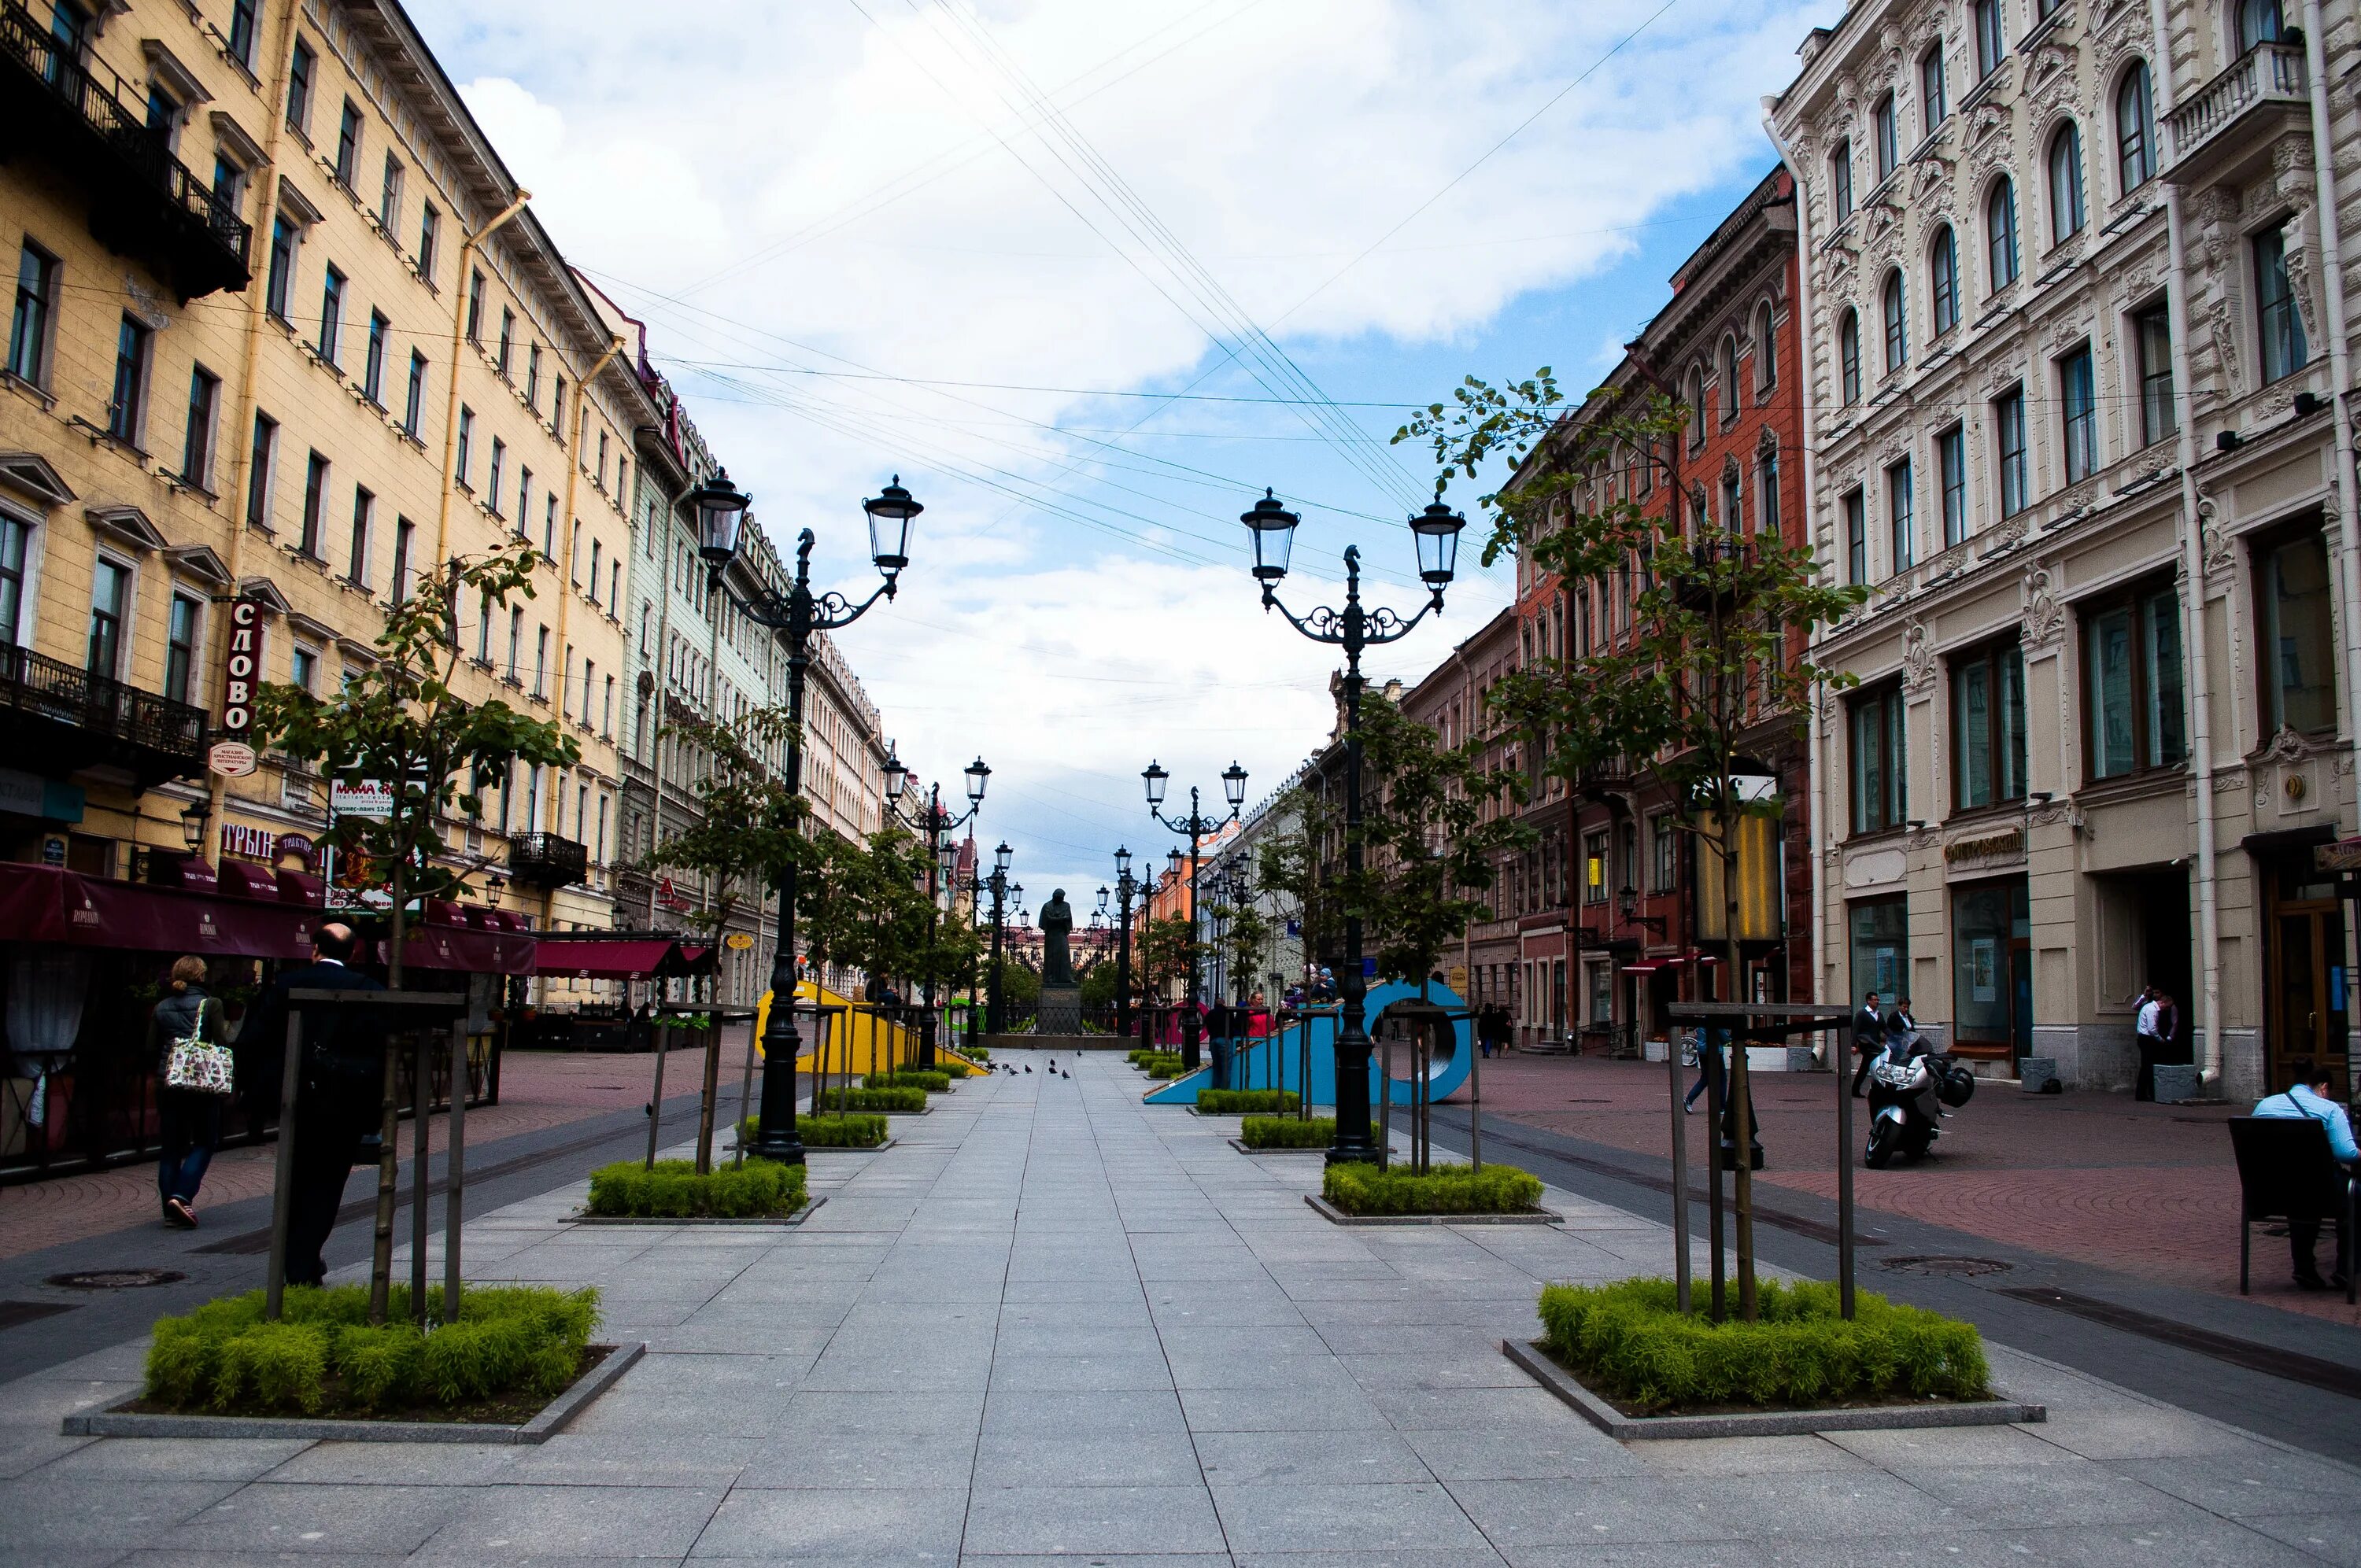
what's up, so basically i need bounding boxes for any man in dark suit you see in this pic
[242,922,386,1288]
[1850,990,1885,1098]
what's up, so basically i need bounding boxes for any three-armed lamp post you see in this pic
[1141,757,1247,1073]
[885,749,989,1066]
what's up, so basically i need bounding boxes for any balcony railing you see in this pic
[0,1,252,297]
[2165,40,2308,183]
[0,642,207,786]
[508,832,589,890]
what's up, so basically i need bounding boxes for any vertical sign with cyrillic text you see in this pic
[208,597,264,778]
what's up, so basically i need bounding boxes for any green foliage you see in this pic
[586,1157,807,1218]
[1078,961,1119,1012]
[934,1059,973,1079]
[1241,1116,1334,1148]
[143,1284,600,1415]
[789,1113,889,1147]
[813,1085,927,1114]
[1536,1278,1991,1414]
[1145,1058,1187,1080]
[864,1069,950,1093]
[1322,1161,1543,1216]
[1132,916,1196,1003]
[1195,1088,1299,1114]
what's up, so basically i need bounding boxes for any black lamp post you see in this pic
[885,748,988,1068]
[985,842,1012,1035]
[1241,487,1465,1164]
[1141,757,1247,1072]
[693,468,921,1166]
[1112,846,1136,1039]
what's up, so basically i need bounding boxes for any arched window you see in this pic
[1831,140,1855,222]
[1930,225,1960,336]
[2048,123,2086,241]
[1755,301,1777,391]
[1719,334,1739,418]
[1839,309,1862,404]
[1882,271,1908,372]
[2116,63,2155,190]
[1987,176,2021,287]
[1687,367,1706,447]
[2238,0,2284,50]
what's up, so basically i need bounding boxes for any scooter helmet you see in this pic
[1938,1064,1976,1107]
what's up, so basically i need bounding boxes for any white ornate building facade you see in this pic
[1772,0,2359,1097]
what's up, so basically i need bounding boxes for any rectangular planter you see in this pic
[1305,1194,1561,1227]
[1229,1137,1327,1155]
[2019,1056,2061,1093]
[62,1342,645,1445]
[2152,1064,2203,1104]
[1502,1338,2045,1441]
[569,1196,828,1227]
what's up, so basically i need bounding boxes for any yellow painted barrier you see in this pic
[754,983,980,1077]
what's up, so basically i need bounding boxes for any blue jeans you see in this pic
[157,1090,224,1205]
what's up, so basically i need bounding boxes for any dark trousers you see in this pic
[1210,1039,1233,1090]
[1686,1039,1726,1109]
[157,1089,224,1205]
[285,1106,371,1289]
[2292,1178,2354,1283]
[1850,1044,1880,1095]
[2134,1033,2162,1101]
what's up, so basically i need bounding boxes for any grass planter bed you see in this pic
[741,1113,890,1150]
[583,1158,807,1219]
[865,1070,951,1093]
[1509,1278,2043,1440]
[73,1285,641,1443]
[813,1085,930,1114]
[1195,1088,1299,1115]
[1236,1116,1334,1151]
[1314,1161,1553,1223]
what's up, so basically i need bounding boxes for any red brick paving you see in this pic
[1464,1050,2360,1327]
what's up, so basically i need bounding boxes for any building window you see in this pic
[2059,343,2097,482]
[1951,640,2027,810]
[179,365,219,489]
[1887,457,1914,572]
[1986,178,2019,288]
[1849,682,1907,834]
[334,99,362,188]
[1649,813,1676,893]
[290,644,316,692]
[1754,301,1776,391]
[517,468,533,537]
[299,451,327,556]
[2256,223,2309,383]
[0,515,28,647]
[1845,487,1868,585]
[506,607,522,681]
[378,153,403,231]
[2085,580,2184,779]
[1831,139,1854,223]
[318,265,344,367]
[1839,308,1861,404]
[487,438,507,515]
[609,559,621,614]
[1873,93,1899,183]
[8,242,56,385]
[456,406,474,486]
[1995,384,2028,517]
[286,38,314,135]
[1757,448,1780,537]
[363,312,388,405]
[497,308,514,376]
[107,314,150,445]
[2238,0,2285,50]
[1882,270,1908,372]
[526,344,541,409]
[1930,226,1960,337]
[1721,471,1742,535]
[2256,530,2335,733]
[87,559,128,677]
[2115,62,2155,191]
[1938,424,1967,546]
[347,485,372,587]
[1974,0,2004,79]
[543,493,557,555]
[212,153,248,218]
[534,625,549,698]
[1921,42,1948,131]
[1685,367,1705,448]
[589,538,603,605]
[2047,124,2086,242]
[264,215,296,320]
[245,412,276,530]
[227,0,258,65]
[1583,830,1608,905]
[1719,335,1738,420]
[416,203,439,282]
[467,270,486,344]
[391,518,413,606]
[164,592,199,703]
[2123,305,2174,450]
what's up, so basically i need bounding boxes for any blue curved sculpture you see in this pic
[1141,980,1472,1108]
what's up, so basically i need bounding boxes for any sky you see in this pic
[409,0,1828,913]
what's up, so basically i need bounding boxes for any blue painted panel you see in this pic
[1141,981,1471,1108]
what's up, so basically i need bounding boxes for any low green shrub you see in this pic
[1240,1116,1334,1148]
[963,1046,991,1062]
[864,1069,951,1093]
[935,1060,974,1079]
[1196,1088,1299,1114]
[814,1085,928,1114]
[741,1112,888,1148]
[1536,1277,1990,1414]
[1322,1161,1543,1216]
[144,1283,600,1415]
[586,1157,807,1218]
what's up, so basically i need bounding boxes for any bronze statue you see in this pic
[1038,888,1075,987]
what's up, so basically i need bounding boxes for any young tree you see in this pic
[1398,369,1865,1321]
[252,544,578,1324]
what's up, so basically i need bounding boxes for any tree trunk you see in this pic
[368,846,408,1326]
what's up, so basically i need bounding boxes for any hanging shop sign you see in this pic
[330,780,394,819]
[724,932,756,951]
[209,598,264,778]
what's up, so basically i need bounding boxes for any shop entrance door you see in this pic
[2266,855,2349,1093]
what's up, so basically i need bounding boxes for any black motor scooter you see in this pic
[1863,1027,1975,1168]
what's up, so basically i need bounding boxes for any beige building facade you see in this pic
[1772,0,2360,1098]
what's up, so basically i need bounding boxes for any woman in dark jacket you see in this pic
[150,955,228,1228]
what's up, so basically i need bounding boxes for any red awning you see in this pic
[677,945,716,974]
[380,922,535,975]
[0,862,69,943]
[216,861,278,900]
[1620,961,1666,974]
[532,938,684,979]
[57,867,319,959]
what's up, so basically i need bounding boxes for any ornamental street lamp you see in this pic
[985,843,1012,1035]
[885,747,988,1067]
[1141,757,1247,1072]
[1241,487,1465,1165]
[1113,846,1137,1039]
[696,470,921,1167]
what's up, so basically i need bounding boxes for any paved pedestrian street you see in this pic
[4,1050,2356,1566]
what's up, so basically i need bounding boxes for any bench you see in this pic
[2227,1116,2356,1303]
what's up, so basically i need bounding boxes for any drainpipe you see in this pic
[431,190,532,564]
[2301,0,2361,857]
[1761,110,1830,1009]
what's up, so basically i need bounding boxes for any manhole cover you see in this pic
[44,1269,187,1290]
[1879,1256,2012,1278]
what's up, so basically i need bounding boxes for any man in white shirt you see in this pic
[2133,987,2164,1101]
[2253,1060,2357,1290]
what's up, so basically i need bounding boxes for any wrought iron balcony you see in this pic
[2165,40,2308,187]
[0,1,252,299]
[0,642,207,788]
[508,832,589,890]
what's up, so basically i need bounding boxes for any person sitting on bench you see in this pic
[2252,1059,2357,1291]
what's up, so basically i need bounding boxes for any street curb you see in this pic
[1501,1338,2046,1440]
[566,1197,829,1227]
[732,1139,897,1157]
[1229,1138,1325,1155]
[1304,1194,1561,1227]
[61,1341,646,1444]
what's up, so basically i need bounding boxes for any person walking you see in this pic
[1850,991,1884,1098]
[238,923,386,1289]
[2133,986,2164,1101]
[151,956,230,1229]
[1887,994,1918,1036]
[1684,1028,1725,1113]
[2252,1060,2357,1290]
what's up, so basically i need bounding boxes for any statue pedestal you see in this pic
[1036,984,1081,1035]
